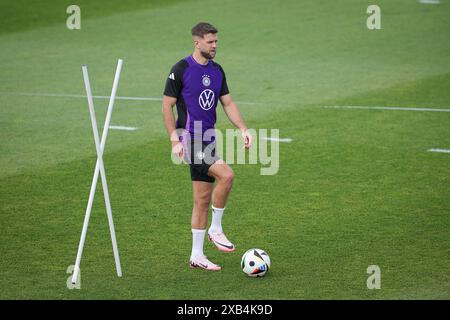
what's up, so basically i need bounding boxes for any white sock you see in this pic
[190,229,206,260]
[208,206,225,235]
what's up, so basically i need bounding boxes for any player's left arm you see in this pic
[220,94,252,149]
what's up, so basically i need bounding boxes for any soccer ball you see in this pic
[241,248,271,277]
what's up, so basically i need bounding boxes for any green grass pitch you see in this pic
[0,0,449,299]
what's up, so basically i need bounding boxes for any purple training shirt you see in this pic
[163,55,229,142]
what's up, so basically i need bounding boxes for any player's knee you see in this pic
[221,170,234,187]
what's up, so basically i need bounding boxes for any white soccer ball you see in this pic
[241,248,271,277]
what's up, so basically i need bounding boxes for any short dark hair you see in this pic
[191,22,218,38]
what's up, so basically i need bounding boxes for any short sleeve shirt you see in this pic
[163,55,229,141]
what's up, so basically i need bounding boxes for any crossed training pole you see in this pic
[71,59,123,284]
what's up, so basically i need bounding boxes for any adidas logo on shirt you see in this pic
[169,73,175,80]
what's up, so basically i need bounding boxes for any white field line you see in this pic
[2,92,449,111]
[0,91,257,105]
[419,0,440,4]
[109,125,138,131]
[261,137,293,142]
[0,91,162,101]
[322,105,450,113]
[427,148,450,154]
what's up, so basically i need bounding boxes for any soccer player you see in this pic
[162,22,252,271]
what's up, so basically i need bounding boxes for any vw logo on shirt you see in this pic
[198,89,215,111]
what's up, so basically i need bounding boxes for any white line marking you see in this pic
[427,148,450,154]
[261,137,293,143]
[0,91,256,104]
[2,92,449,112]
[322,105,450,113]
[109,125,138,131]
[419,0,440,4]
[0,91,162,101]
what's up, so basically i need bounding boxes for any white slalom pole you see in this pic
[72,59,123,284]
[101,59,123,277]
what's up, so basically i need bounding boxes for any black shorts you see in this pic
[184,139,220,183]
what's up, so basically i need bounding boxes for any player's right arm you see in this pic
[162,60,187,158]
[162,95,183,158]
[162,60,187,159]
